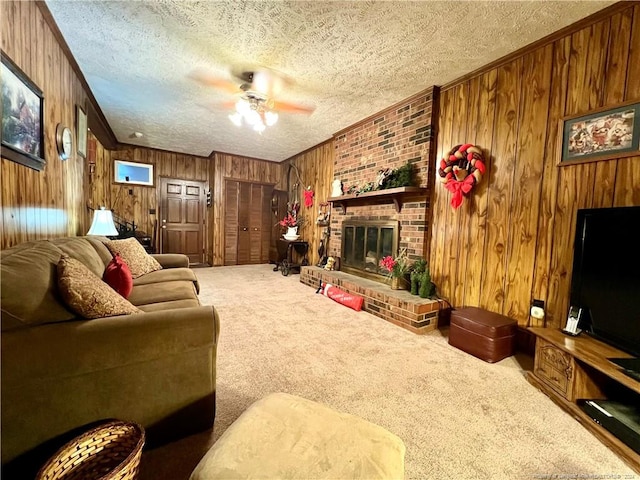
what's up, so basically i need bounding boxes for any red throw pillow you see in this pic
[103,254,133,299]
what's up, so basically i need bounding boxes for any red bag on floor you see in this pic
[315,281,364,311]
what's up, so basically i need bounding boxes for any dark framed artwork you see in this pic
[1,51,45,171]
[559,100,640,166]
[76,105,87,158]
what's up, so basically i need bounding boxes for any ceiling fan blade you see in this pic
[188,69,241,94]
[252,69,290,98]
[272,100,315,115]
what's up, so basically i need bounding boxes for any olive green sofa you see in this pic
[1,236,220,474]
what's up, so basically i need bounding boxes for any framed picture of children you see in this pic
[559,100,640,165]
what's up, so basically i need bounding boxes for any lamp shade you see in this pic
[87,207,118,236]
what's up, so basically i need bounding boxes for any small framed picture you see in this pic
[558,100,640,166]
[76,105,87,158]
[114,160,154,187]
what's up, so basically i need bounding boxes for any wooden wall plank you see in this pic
[613,156,640,206]
[449,83,471,308]
[462,70,497,308]
[479,59,522,314]
[625,5,640,101]
[531,37,570,327]
[566,20,610,115]
[429,87,455,298]
[438,85,468,304]
[287,141,334,265]
[604,10,633,106]
[504,45,552,323]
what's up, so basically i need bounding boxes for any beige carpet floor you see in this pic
[138,265,636,480]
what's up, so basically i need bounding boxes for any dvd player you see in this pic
[580,399,640,454]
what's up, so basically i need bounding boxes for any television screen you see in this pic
[570,206,640,358]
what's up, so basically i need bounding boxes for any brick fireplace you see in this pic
[298,86,446,334]
[330,86,439,264]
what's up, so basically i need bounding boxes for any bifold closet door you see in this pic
[224,180,273,265]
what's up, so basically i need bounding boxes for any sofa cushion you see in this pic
[51,237,107,278]
[133,267,200,293]
[104,238,162,278]
[1,241,75,331]
[85,236,115,266]
[104,254,134,298]
[137,299,201,312]
[57,255,142,319]
[128,280,199,306]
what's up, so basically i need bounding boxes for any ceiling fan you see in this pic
[189,66,315,132]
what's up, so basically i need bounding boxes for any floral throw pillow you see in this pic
[104,238,162,279]
[57,255,142,319]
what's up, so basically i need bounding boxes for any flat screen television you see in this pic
[570,206,640,361]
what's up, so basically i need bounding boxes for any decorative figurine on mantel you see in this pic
[331,179,343,197]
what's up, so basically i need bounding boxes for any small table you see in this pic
[274,239,309,276]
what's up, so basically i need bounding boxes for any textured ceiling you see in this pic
[45,1,613,162]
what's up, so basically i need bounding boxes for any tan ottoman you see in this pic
[190,392,405,480]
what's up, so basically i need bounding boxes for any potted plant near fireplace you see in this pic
[379,249,410,290]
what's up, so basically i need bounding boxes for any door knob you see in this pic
[161,225,166,229]
[162,219,166,223]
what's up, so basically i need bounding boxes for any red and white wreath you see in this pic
[438,143,486,209]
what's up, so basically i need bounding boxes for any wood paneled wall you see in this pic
[430,4,640,328]
[1,1,89,249]
[285,140,335,266]
[89,138,211,257]
[210,153,284,265]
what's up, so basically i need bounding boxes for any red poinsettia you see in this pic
[379,249,409,278]
[379,255,397,272]
[279,213,298,228]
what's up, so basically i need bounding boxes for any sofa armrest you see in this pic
[2,306,220,384]
[151,253,189,269]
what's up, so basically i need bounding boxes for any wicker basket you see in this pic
[36,420,145,480]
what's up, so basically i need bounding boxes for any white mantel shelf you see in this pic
[328,186,428,214]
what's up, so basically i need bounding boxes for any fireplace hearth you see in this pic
[341,220,399,282]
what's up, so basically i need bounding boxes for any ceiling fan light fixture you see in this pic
[265,110,278,127]
[245,108,261,126]
[235,98,250,115]
[229,112,242,127]
[228,93,279,133]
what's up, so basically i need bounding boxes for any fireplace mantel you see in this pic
[328,186,428,213]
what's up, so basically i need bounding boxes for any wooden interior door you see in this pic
[237,182,252,264]
[224,181,239,265]
[224,180,273,265]
[159,178,206,265]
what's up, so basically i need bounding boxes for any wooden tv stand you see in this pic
[528,327,640,473]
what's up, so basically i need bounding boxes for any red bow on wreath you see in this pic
[445,175,475,209]
[437,143,486,209]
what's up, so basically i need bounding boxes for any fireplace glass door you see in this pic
[342,221,398,279]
